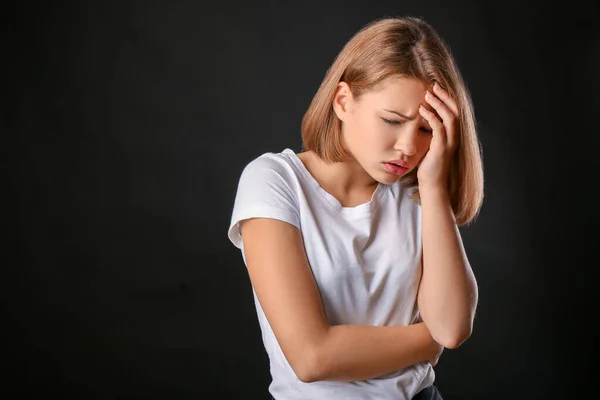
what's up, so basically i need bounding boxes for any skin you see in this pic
[416,82,478,348]
[304,75,478,347]
[298,75,435,205]
[240,74,477,383]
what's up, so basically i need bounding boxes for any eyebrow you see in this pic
[382,108,432,129]
[382,109,416,120]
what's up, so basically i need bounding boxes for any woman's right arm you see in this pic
[240,217,442,383]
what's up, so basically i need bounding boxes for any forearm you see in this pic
[309,322,436,382]
[418,187,478,348]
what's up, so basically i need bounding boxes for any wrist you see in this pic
[413,322,437,361]
[418,185,450,202]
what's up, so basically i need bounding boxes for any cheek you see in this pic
[349,116,382,143]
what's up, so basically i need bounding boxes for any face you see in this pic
[333,75,436,185]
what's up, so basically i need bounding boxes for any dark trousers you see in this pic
[413,385,444,400]
[270,385,443,399]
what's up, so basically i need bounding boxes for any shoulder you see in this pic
[228,149,303,249]
[239,149,300,189]
[239,148,298,185]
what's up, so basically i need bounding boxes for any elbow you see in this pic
[439,333,469,349]
[291,346,327,383]
[295,365,321,383]
[284,327,332,383]
[436,324,473,349]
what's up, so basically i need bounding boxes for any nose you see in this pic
[394,128,418,157]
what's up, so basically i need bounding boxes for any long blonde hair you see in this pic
[301,16,484,226]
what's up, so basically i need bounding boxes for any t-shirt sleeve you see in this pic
[227,155,301,249]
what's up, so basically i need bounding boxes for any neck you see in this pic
[308,152,378,197]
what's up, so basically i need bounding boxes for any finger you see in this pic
[432,82,459,116]
[425,90,456,148]
[419,105,446,142]
[425,89,455,125]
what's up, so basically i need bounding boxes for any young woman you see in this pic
[227,16,484,400]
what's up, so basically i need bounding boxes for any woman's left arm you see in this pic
[418,187,478,349]
[416,82,478,349]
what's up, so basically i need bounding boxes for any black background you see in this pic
[4,0,599,398]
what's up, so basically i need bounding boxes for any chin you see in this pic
[376,171,402,185]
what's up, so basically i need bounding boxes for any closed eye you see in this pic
[381,117,402,126]
[382,117,433,133]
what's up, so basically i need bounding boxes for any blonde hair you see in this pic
[301,16,484,226]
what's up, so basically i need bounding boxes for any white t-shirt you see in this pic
[227,148,434,400]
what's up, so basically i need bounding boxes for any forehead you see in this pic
[362,75,429,105]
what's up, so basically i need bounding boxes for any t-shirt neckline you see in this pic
[283,148,386,219]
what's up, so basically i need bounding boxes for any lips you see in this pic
[383,161,409,176]
[386,160,410,168]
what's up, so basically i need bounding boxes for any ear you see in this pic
[332,81,355,121]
